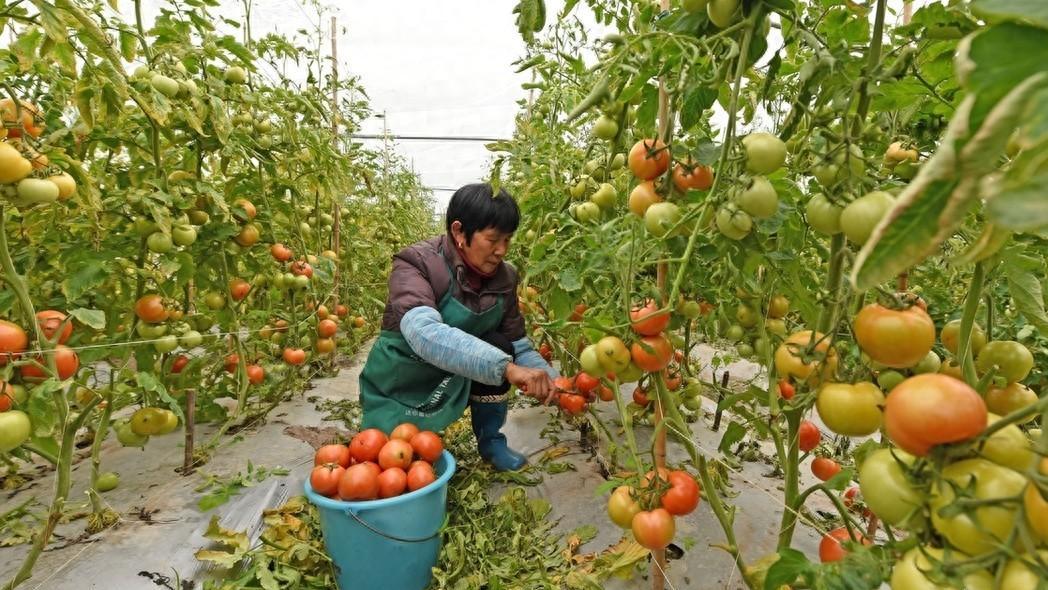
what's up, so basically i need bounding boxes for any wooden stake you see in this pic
[183,388,196,474]
[652,2,671,587]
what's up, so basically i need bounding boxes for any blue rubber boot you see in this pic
[470,401,527,471]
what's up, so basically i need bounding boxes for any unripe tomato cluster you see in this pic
[607,467,701,551]
[309,424,445,502]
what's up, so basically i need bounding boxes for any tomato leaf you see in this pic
[985,169,1048,233]
[136,371,185,423]
[971,0,1048,29]
[763,549,813,590]
[68,308,105,330]
[823,467,854,491]
[1003,247,1048,334]
[717,420,747,454]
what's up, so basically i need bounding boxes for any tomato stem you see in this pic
[697,455,756,590]
[957,262,985,386]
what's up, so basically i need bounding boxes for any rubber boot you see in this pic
[470,401,527,471]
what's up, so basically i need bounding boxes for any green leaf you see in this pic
[558,267,582,291]
[963,23,1048,129]
[1003,248,1048,334]
[764,549,813,590]
[513,0,546,42]
[717,421,747,454]
[985,170,1048,232]
[69,308,106,330]
[972,0,1048,29]
[823,467,854,491]
[118,29,137,62]
[680,86,717,131]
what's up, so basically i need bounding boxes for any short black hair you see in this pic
[445,183,520,244]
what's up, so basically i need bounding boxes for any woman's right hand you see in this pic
[506,362,556,405]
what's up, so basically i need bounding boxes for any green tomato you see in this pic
[133,217,158,236]
[940,319,987,356]
[224,66,247,84]
[999,551,1048,590]
[858,447,925,530]
[877,370,906,391]
[975,340,1034,383]
[575,201,601,223]
[179,330,203,349]
[840,191,894,245]
[929,458,1027,556]
[172,224,197,247]
[812,162,842,188]
[204,291,226,310]
[765,318,787,337]
[715,204,752,240]
[725,324,745,342]
[293,275,310,290]
[979,413,1035,472]
[682,0,708,12]
[96,472,120,492]
[147,232,174,253]
[644,202,681,237]
[580,344,603,376]
[187,209,210,225]
[592,115,618,141]
[735,304,758,328]
[153,334,179,353]
[890,547,993,590]
[150,74,180,98]
[590,183,617,210]
[610,153,626,170]
[805,194,842,235]
[137,322,168,339]
[911,350,941,374]
[735,176,778,219]
[735,343,754,357]
[816,382,884,436]
[0,410,31,452]
[707,0,740,29]
[617,362,643,383]
[115,421,149,448]
[742,133,786,175]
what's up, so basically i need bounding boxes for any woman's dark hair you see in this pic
[445,183,520,243]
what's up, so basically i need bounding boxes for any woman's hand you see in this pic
[505,363,557,405]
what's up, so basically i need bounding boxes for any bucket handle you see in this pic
[345,509,449,543]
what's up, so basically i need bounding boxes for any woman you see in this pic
[359,183,558,471]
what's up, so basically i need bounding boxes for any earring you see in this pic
[458,242,464,248]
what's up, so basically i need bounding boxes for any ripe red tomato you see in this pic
[317,319,338,338]
[819,527,868,563]
[598,385,615,402]
[335,304,349,318]
[798,420,821,452]
[135,294,168,323]
[290,260,313,278]
[553,375,576,392]
[390,422,420,442]
[246,364,264,385]
[569,303,587,322]
[315,444,351,467]
[575,372,600,394]
[410,431,443,463]
[377,467,408,498]
[36,310,72,344]
[664,373,682,391]
[310,464,345,497]
[884,374,986,456]
[233,198,256,220]
[628,138,670,180]
[282,347,307,365]
[628,181,663,217]
[778,379,795,400]
[224,353,239,373]
[811,457,841,481]
[171,354,190,374]
[661,470,701,516]
[338,463,379,501]
[234,223,260,247]
[271,243,294,262]
[406,461,436,491]
[228,278,251,301]
[0,319,27,365]
[631,335,673,372]
[854,304,935,369]
[538,342,552,362]
[558,393,587,415]
[349,428,389,463]
[632,387,650,406]
[378,439,414,470]
[630,300,670,336]
[631,508,676,550]
[671,161,713,192]
[21,344,79,381]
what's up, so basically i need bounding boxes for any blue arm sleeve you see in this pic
[400,306,510,386]
[512,337,559,379]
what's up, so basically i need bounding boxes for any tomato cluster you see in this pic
[607,467,701,551]
[309,424,445,502]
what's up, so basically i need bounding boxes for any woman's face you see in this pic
[452,222,512,275]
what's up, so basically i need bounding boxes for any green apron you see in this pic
[359,260,505,433]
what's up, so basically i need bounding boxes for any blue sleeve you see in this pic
[512,337,559,379]
[400,306,510,386]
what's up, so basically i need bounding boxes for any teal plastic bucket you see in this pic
[304,450,456,590]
